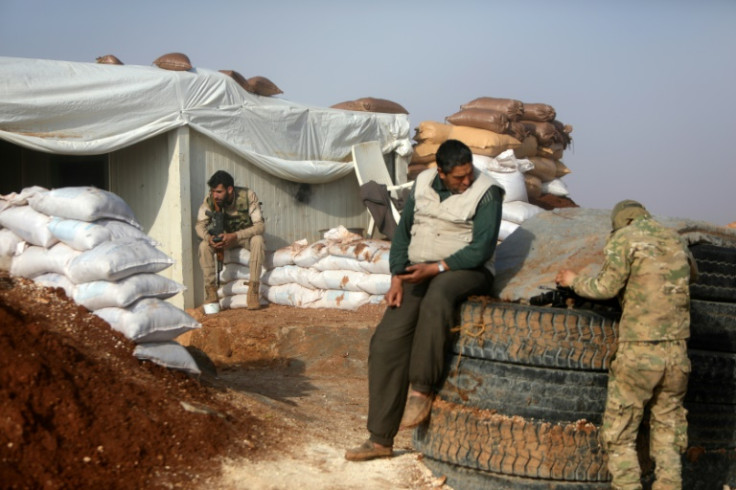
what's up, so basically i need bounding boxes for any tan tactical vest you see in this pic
[408,168,495,272]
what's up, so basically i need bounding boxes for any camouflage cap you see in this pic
[611,199,650,231]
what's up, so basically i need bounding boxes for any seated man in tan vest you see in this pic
[195,170,265,311]
[346,139,504,461]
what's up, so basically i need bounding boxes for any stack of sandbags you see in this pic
[411,96,575,210]
[0,186,201,375]
[217,226,391,311]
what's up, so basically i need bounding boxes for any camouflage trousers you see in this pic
[198,234,265,304]
[601,340,690,490]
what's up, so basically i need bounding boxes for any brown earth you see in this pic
[0,271,449,489]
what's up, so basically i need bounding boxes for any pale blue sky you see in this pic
[2,0,734,225]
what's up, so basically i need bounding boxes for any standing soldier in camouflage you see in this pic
[196,170,265,311]
[556,200,697,490]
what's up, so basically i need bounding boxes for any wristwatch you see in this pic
[437,262,446,273]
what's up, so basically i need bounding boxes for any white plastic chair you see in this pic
[352,141,412,237]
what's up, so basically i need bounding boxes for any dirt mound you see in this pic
[0,271,266,489]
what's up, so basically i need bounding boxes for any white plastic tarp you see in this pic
[0,56,412,184]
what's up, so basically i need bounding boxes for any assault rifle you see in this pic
[206,201,226,287]
[529,285,622,314]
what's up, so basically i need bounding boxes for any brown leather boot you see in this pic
[247,281,261,310]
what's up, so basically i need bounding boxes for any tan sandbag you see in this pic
[514,135,538,159]
[522,103,556,122]
[527,157,558,182]
[96,54,123,65]
[410,151,436,165]
[153,52,192,71]
[524,175,543,200]
[728,221,736,229]
[555,160,572,178]
[460,97,524,121]
[446,109,509,134]
[537,143,565,160]
[247,76,283,96]
[412,142,440,159]
[414,121,452,144]
[331,97,408,114]
[506,121,529,141]
[219,70,254,93]
[408,162,435,181]
[521,121,559,146]
[448,126,521,156]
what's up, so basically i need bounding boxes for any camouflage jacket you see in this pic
[571,215,695,341]
[195,187,265,241]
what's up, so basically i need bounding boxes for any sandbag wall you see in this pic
[410,96,575,241]
[217,227,391,311]
[0,186,201,375]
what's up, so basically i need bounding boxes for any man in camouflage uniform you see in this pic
[556,200,697,490]
[195,170,265,310]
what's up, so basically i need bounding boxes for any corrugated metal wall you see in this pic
[189,129,370,250]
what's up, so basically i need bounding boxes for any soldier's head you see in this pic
[611,199,650,231]
[208,170,235,205]
[436,139,474,195]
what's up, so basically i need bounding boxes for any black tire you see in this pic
[686,402,736,449]
[687,350,736,405]
[690,283,736,303]
[689,300,736,353]
[455,299,619,371]
[690,244,736,263]
[413,398,609,482]
[421,457,612,490]
[694,258,736,276]
[680,447,736,489]
[440,355,608,423]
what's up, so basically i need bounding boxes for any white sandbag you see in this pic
[0,205,58,248]
[1,186,48,206]
[66,238,174,283]
[0,228,22,257]
[502,201,545,224]
[498,219,520,241]
[97,219,158,246]
[219,292,268,309]
[10,243,81,278]
[327,239,389,262]
[356,273,391,295]
[322,226,363,242]
[311,290,371,310]
[218,279,249,297]
[28,186,141,228]
[261,265,317,289]
[311,255,367,273]
[223,246,251,265]
[359,249,391,274]
[219,263,269,283]
[73,273,186,311]
[94,297,200,343]
[310,269,368,292]
[266,239,309,269]
[47,217,112,251]
[133,341,201,375]
[33,272,75,298]
[261,283,323,307]
[541,178,570,197]
[293,240,329,268]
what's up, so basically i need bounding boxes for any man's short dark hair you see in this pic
[436,139,473,174]
[207,170,235,189]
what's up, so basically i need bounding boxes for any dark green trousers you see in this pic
[367,268,492,446]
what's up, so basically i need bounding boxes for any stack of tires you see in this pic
[414,242,736,489]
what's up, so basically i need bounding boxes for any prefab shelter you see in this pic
[0,56,412,308]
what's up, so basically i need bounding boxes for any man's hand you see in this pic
[385,276,404,308]
[555,269,578,288]
[400,262,444,284]
[211,232,237,250]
